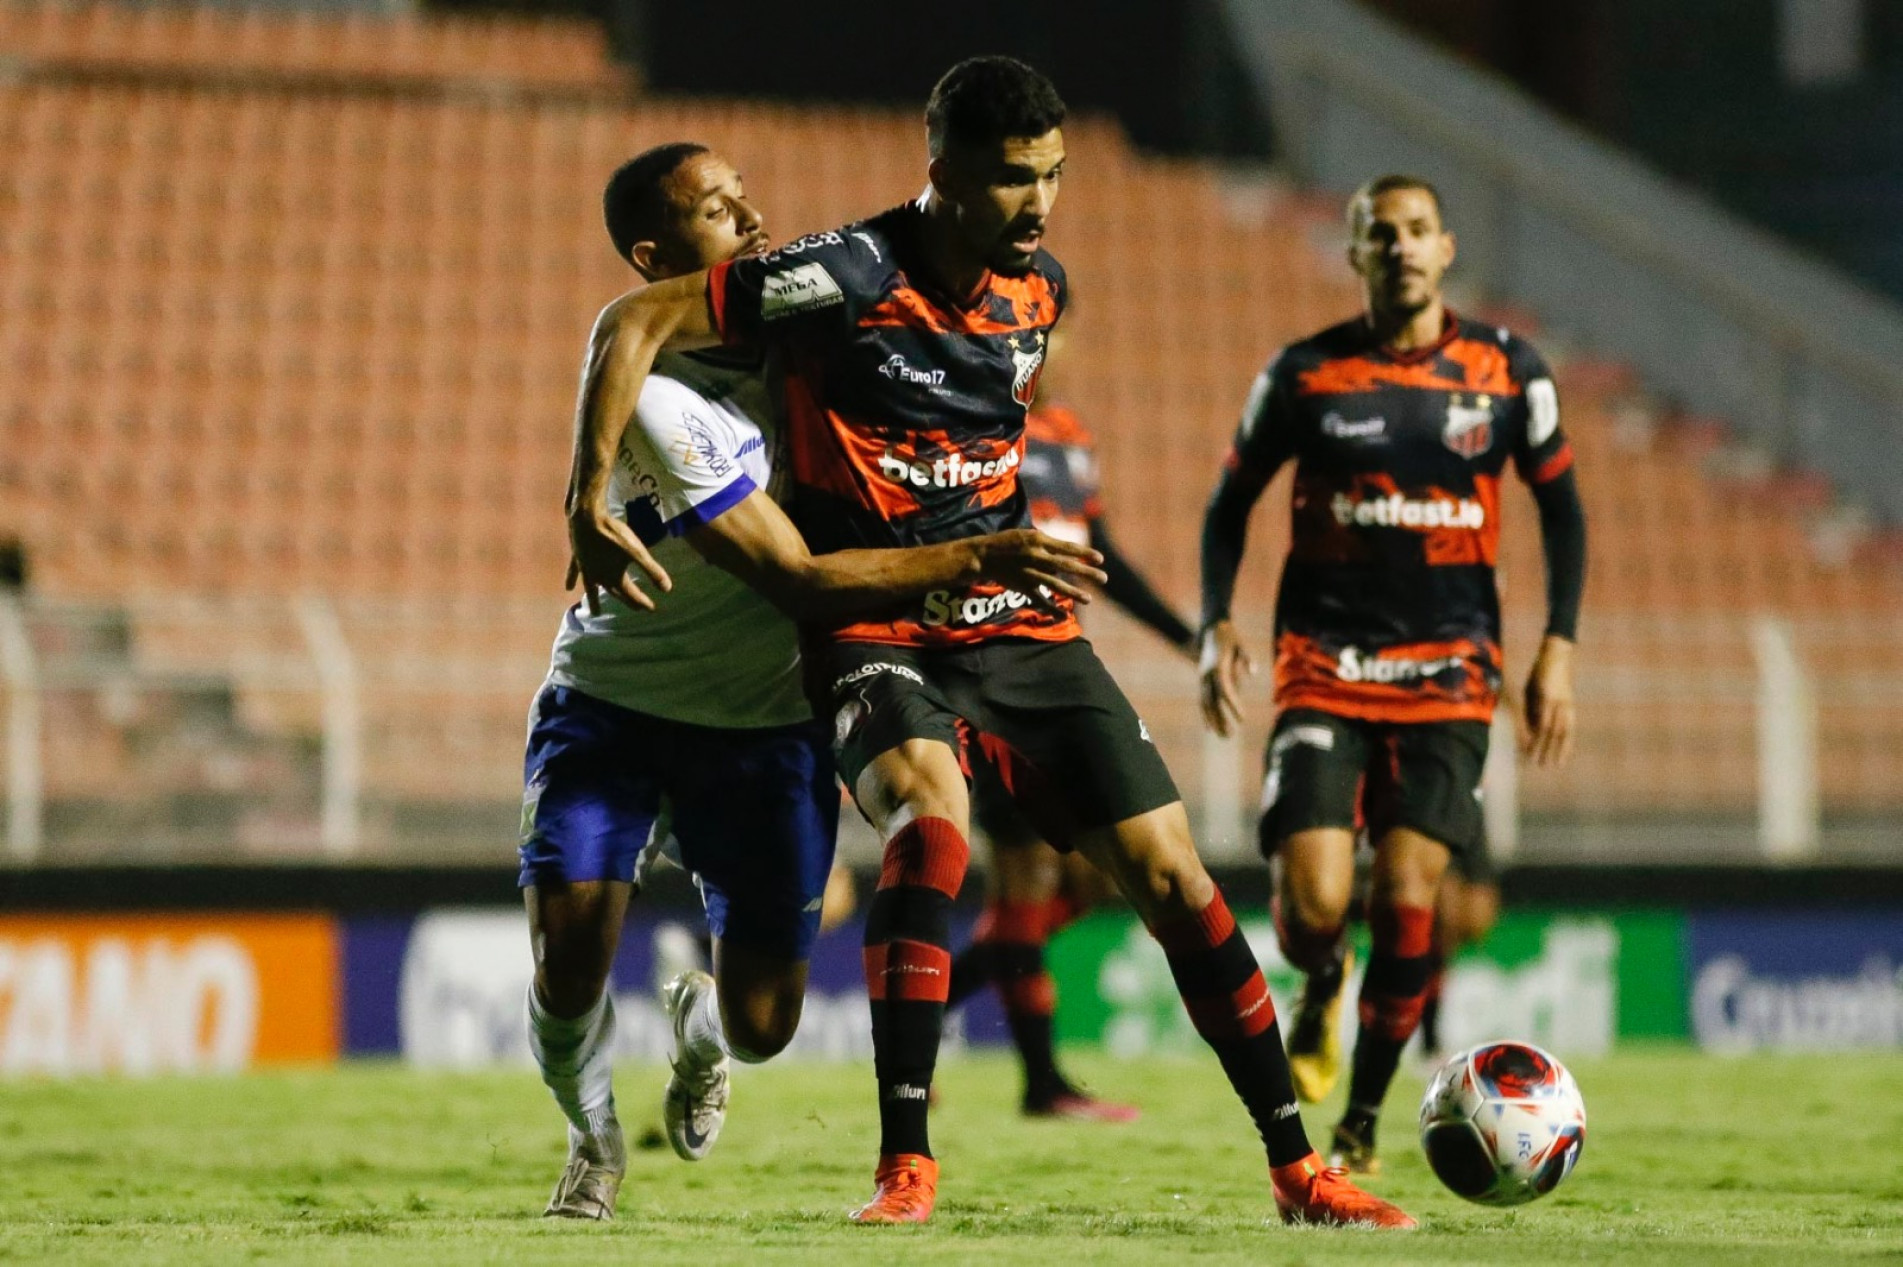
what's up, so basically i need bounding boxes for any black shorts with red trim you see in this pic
[824,637,1180,843]
[1258,707,1489,861]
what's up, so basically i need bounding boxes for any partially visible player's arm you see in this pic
[1197,361,1295,737]
[1088,519,1196,655]
[1523,465,1586,767]
[1512,359,1587,769]
[566,275,721,614]
[686,489,1107,622]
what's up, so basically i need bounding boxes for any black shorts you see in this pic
[825,637,1180,843]
[1259,708,1489,862]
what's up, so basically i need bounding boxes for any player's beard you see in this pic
[989,247,1037,277]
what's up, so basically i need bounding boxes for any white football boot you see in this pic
[543,1121,625,1220]
[660,970,730,1161]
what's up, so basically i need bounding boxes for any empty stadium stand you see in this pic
[2,1,1899,864]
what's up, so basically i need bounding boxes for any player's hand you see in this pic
[566,504,672,615]
[1198,619,1255,738]
[1521,634,1576,768]
[973,529,1106,606]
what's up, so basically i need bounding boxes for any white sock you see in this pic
[526,985,623,1166]
[681,983,732,1068]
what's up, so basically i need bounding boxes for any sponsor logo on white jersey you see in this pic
[1334,646,1465,684]
[876,353,947,387]
[760,261,844,320]
[920,587,1041,628]
[669,411,735,475]
[1330,491,1486,530]
[878,444,1020,489]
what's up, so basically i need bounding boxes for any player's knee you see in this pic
[535,961,611,1020]
[1281,873,1352,938]
[720,991,801,1062]
[1444,884,1499,949]
[861,743,966,831]
[1127,843,1215,919]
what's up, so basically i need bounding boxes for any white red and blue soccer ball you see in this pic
[1418,1040,1587,1205]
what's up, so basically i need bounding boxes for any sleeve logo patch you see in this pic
[1526,378,1560,446]
[760,262,844,320]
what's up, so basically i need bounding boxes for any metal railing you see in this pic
[0,595,1893,868]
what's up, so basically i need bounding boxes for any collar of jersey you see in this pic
[1364,307,1461,366]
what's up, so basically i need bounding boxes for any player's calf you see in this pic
[1334,897,1437,1172]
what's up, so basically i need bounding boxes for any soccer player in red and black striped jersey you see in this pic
[1199,174,1588,1175]
[947,320,1197,1123]
[569,57,1413,1230]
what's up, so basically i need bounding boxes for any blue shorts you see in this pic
[517,685,839,959]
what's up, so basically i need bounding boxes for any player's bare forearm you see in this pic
[687,491,1106,622]
[568,277,718,516]
[564,276,724,611]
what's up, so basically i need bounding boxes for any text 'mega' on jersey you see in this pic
[1228,312,1573,723]
[707,198,1075,647]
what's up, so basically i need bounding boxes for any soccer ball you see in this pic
[1418,1041,1586,1205]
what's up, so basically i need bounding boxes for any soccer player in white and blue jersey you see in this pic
[523,143,1105,1220]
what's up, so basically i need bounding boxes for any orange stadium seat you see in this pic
[2,4,1901,854]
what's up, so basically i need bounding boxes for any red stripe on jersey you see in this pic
[830,590,1082,647]
[783,366,900,509]
[858,274,1061,337]
[1531,442,1575,484]
[1295,339,1517,398]
[707,259,733,342]
[1273,631,1500,723]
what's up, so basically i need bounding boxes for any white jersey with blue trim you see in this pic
[545,348,809,730]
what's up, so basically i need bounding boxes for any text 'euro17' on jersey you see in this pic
[1228,313,1574,724]
[707,199,1078,649]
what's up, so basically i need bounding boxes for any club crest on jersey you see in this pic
[1443,394,1494,458]
[1008,332,1046,408]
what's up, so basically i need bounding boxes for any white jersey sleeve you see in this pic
[616,374,762,543]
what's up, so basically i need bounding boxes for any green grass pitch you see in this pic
[1,1048,1899,1263]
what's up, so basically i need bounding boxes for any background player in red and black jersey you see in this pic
[1199,174,1588,1174]
[947,319,1197,1123]
[567,57,1413,1230]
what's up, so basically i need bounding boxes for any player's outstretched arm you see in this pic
[566,276,721,614]
[686,489,1106,622]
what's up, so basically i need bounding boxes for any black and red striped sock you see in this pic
[983,901,1064,1103]
[1420,949,1447,1053]
[1153,892,1312,1167]
[1345,902,1436,1116]
[946,942,997,1008]
[863,816,970,1160]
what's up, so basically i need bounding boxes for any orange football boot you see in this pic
[1271,1153,1417,1229]
[848,1154,938,1224]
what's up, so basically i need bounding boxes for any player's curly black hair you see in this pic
[602,141,709,265]
[925,56,1067,158]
